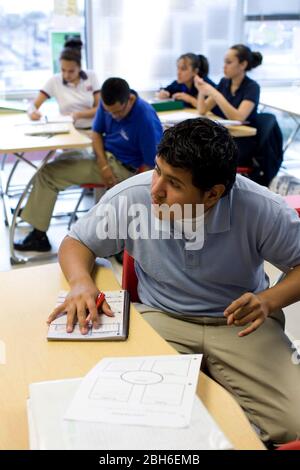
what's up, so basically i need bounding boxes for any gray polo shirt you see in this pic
[69,172,300,317]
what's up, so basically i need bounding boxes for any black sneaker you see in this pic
[14,231,52,252]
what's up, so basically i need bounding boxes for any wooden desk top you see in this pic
[158,109,257,138]
[0,113,91,153]
[0,263,264,450]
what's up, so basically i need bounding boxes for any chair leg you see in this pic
[1,153,8,171]
[5,159,20,195]
[68,188,87,230]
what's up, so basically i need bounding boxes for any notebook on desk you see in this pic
[159,112,243,129]
[150,98,185,112]
[23,122,71,136]
[47,290,130,341]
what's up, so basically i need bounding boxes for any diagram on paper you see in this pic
[64,355,202,428]
[89,357,193,407]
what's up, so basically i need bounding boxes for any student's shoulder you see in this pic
[43,74,61,86]
[85,69,98,80]
[233,175,287,215]
[51,73,63,82]
[244,75,260,91]
[217,77,229,90]
[204,76,216,88]
[41,74,62,94]
[135,96,160,119]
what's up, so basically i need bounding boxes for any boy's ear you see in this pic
[203,184,226,209]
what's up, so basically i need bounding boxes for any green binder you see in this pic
[150,99,185,112]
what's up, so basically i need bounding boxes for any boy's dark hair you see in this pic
[101,77,130,105]
[231,44,263,71]
[60,37,83,67]
[157,118,238,196]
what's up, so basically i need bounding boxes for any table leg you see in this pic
[9,150,56,265]
[1,152,40,227]
[1,153,8,171]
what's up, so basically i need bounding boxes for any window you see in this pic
[0,0,86,97]
[244,0,300,84]
[89,0,243,92]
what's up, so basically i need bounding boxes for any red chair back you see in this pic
[80,183,106,189]
[237,166,252,175]
[122,250,140,302]
[277,440,300,450]
[284,195,300,217]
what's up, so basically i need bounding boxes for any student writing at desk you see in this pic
[28,37,100,129]
[157,53,215,108]
[49,118,300,447]
[14,37,100,251]
[14,77,163,252]
[194,44,262,165]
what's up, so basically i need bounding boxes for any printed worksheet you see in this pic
[64,354,202,428]
[47,290,129,341]
[159,112,242,128]
[159,111,198,126]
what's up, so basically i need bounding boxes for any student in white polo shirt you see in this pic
[28,37,100,129]
[13,37,100,251]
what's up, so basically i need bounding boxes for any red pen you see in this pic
[96,292,106,311]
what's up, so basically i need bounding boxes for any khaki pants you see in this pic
[136,303,300,445]
[21,152,135,232]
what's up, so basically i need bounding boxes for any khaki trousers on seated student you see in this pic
[21,152,135,232]
[136,304,300,445]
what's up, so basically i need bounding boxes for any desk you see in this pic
[158,109,257,138]
[260,86,300,151]
[0,113,91,265]
[0,263,265,450]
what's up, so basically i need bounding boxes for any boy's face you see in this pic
[151,156,225,220]
[151,156,204,219]
[102,96,134,121]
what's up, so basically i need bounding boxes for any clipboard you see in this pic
[47,290,130,341]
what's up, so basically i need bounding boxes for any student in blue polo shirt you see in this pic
[195,44,262,165]
[14,77,163,252]
[92,78,163,188]
[50,118,300,446]
[158,53,215,108]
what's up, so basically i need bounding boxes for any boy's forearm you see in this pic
[259,265,300,313]
[58,236,96,287]
[92,131,108,168]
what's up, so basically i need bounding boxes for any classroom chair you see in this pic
[283,194,300,216]
[121,249,140,302]
[68,182,106,229]
[68,166,146,229]
[237,113,283,187]
[277,440,300,450]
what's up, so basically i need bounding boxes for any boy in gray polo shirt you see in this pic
[49,118,300,446]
